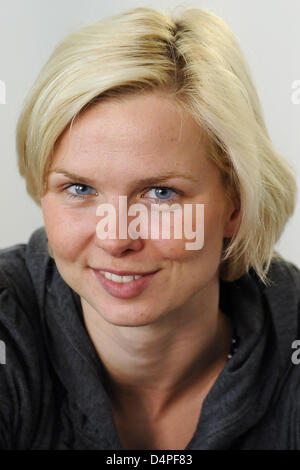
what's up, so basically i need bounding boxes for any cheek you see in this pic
[203,202,225,248]
[150,203,224,263]
[153,207,225,295]
[147,209,200,261]
[151,238,187,261]
[41,196,94,261]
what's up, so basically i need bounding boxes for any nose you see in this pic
[93,198,144,257]
[94,231,144,257]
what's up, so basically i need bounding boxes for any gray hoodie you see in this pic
[0,227,300,449]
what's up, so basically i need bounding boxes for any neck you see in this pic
[81,281,232,414]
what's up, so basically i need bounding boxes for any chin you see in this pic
[93,303,162,327]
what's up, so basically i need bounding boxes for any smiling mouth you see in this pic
[92,269,160,284]
[91,268,160,299]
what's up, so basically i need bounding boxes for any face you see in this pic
[41,91,240,327]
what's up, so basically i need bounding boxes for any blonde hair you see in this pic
[16,6,297,284]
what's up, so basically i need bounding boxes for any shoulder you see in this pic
[266,255,300,290]
[0,227,50,337]
[245,254,300,307]
[245,253,300,290]
[0,225,51,310]
[229,255,300,370]
[260,255,300,317]
[221,255,300,319]
[0,225,51,353]
[0,225,49,289]
[0,227,55,449]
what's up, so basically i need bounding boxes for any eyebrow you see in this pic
[49,168,201,185]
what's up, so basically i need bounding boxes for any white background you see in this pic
[0,0,299,267]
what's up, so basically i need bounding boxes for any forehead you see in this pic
[52,91,208,173]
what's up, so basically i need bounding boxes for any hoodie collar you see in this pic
[25,228,299,449]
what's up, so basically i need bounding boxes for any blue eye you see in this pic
[146,186,177,201]
[65,183,97,199]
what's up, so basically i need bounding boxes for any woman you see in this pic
[0,7,299,450]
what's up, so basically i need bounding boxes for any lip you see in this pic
[92,268,158,276]
[91,268,160,299]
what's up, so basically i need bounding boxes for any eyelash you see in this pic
[64,183,97,201]
[142,186,179,203]
[63,183,180,202]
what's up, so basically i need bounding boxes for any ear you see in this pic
[223,195,241,238]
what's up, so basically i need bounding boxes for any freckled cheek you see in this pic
[153,205,224,259]
[151,238,188,261]
[42,199,95,260]
[148,209,205,261]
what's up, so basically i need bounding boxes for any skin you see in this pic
[41,90,241,448]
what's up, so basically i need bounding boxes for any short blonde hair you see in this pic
[16,6,297,284]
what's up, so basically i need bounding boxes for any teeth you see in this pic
[100,271,142,283]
